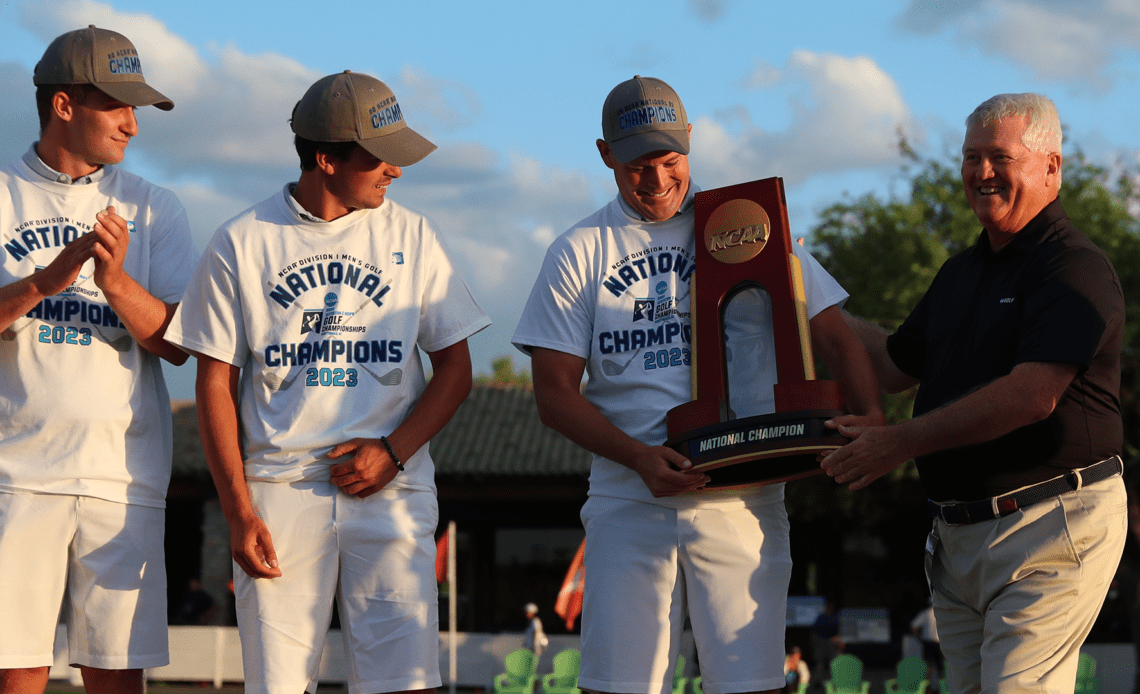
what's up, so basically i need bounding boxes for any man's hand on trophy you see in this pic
[632,446,711,497]
[819,418,910,490]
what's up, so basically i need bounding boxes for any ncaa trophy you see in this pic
[665,177,847,489]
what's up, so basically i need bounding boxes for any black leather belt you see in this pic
[928,456,1123,526]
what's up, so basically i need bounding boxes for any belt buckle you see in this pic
[995,496,1019,516]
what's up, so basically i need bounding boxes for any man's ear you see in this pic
[314,150,338,176]
[1046,151,1062,180]
[52,90,75,123]
[596,139,617,170]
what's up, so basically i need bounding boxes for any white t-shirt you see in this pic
[512,187,847,508]
[0,150,198,508]
[167,185,490,493]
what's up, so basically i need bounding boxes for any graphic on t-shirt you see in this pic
[4,218,124,349]
[4,216,92,262]
[633,299,656,322]
[603,246,694,299]
[4,228,132,350]
[262,255,404,392]
[599,249,694,377]
[301,311,323,334]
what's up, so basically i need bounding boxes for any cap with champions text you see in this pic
[34,25,173,111]
[291,71,437,168]
[601,75,689,164]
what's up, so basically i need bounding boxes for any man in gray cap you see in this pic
[513,76,881,694]
[167,71,489,694]
[0,25,196,694]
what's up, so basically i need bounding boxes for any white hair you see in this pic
[964,93,1062,155]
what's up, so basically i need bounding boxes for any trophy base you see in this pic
[665,409,845,490]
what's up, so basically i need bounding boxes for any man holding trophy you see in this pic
[513,76,882,694]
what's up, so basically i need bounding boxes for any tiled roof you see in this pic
[430,385,591,477]
[170,385,590,480]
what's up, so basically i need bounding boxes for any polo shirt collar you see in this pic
[972,197,1065,258]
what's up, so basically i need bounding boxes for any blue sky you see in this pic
[2,0,1138,399]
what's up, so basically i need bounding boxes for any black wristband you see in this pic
[380,436,404,472]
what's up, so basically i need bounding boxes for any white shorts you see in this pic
[0,491,168,669]
[236,480,441,694]
[578,495,791,694]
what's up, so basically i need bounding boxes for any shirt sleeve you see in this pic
[795,242,849,318]
[166,228,248,366]
[511,238,596,360]
[144,191,200,303]
[415,223,491,354]
[886,288,929,381]
[1014,244,1122,370]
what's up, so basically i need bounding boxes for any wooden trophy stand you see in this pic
[665,177,846,489]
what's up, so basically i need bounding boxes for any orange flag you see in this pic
[554,537,586,630]
[435,531,449,584]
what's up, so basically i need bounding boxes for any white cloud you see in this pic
[690,51,918,188]
[741,60,782,90]
[20,0,206,91]
[531,224,557,245]
[896,0,1140,88]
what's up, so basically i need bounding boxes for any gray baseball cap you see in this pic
[291,71,437,167]
[601,76,689,164]
[34,25,173,111]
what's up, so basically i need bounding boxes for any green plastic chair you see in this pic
[823,654,869,694]
[1075,652,1099,694]
[692,676,702,694]
[541,649,582,694]
[885,656,928,694]
[672,655,689,694]
[495,648,538,694]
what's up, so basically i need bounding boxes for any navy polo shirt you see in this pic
[887,199,1124,501]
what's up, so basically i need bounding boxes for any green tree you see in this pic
[474,355,533,388]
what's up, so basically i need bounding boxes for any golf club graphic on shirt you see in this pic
[358,363,403,385]
[601,348,643,376]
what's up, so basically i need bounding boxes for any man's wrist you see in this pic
[379,435,405,472]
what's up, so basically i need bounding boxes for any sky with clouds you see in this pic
[1,0,1137,398]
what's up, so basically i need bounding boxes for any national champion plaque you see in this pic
[665,177,847,489]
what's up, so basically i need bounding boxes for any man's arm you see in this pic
[328,339,475,498]
[196,355,281,579]
[0,231,99,331]
[840,310,918,394]
[810,306,884,425]
[531,346,709,498]
[91,207,187,364]
[820,360,1078,489]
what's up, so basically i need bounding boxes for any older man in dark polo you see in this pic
[823,93,1127,693]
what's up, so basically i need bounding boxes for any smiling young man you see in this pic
[166,71,489,694]
[0,26,197,694]
[513,76,881,694]
[825,93,1126,693]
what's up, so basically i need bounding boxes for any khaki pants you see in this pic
[927,475,1126,694]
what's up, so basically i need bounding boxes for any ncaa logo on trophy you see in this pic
[665,177,847,489]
